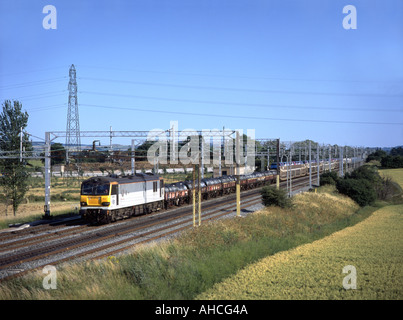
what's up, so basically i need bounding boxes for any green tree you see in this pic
[366,149,387,163]
[0,100,32,216]
[390,146,403,156]
[135,140,155,162]
[381,155,403,168]
[50,142,66,165]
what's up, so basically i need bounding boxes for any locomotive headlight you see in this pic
[102,202,110,206]
[80,202,87,206]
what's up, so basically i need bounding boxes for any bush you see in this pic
[349,165,379,183]
[320,171,339,186]
[335,165,402,206]
[336,178,376,207]
[375,176,403,202]
[367,160,381,167]
[261,186,292,208]
[320,176,335,186]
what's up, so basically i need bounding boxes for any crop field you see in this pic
[380,168,403,189]
[196,168,403,300]
[197,203,403,300]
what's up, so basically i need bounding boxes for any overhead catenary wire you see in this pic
[27,103,67,112]
[79,76,403,98]
[80,90,403,113]
[0,77,67,90]
[0,65,68,78]
[1,65,400,148]
[77,64,403,85]
[79,103,403,126]
[5,90,67,101]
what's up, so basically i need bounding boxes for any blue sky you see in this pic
[0,0,402,148]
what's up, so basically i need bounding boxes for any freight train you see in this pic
[80,159,346,224]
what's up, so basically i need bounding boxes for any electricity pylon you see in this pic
[65,64,81,159]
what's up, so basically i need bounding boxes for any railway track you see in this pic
[0,175,311,281]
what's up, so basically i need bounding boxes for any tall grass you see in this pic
[1,185,378,300]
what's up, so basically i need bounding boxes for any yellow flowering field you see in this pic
[197,204,403,300]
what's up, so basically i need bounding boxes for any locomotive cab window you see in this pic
[81,183,110,195]
[153,181,158,192]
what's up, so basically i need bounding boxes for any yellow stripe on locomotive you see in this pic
[80,195,111,207]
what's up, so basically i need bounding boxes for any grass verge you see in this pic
[0,204,79,229]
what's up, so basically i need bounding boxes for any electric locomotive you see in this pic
[80,173,164,223]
